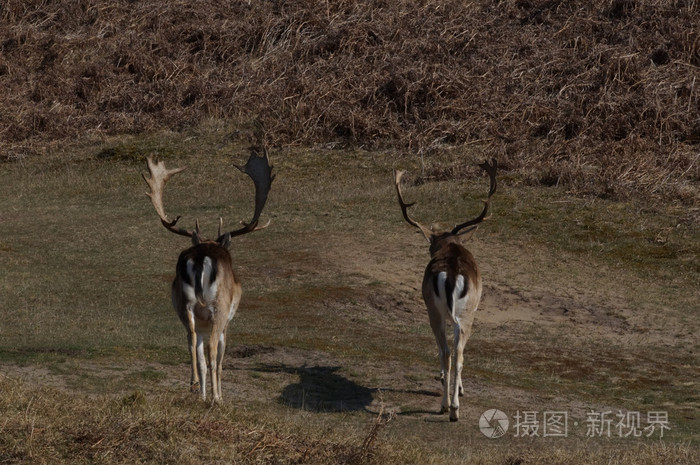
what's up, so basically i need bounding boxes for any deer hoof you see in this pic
[449,407,459,422]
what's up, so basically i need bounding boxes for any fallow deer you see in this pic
[394,159,497,421]
[143,148,274,404]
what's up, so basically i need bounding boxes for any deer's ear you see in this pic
[218,232,231,249]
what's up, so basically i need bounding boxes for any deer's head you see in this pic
[394,159,497,257]
[142,147,275,249]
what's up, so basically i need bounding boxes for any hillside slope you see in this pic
[1,0,698,202]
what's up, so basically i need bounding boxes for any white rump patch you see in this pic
[433,272,468,320]
[182,257,219,306]
[201,257,218,303]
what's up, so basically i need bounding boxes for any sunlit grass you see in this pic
[1,130,698,462]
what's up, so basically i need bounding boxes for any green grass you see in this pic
[1,130,698,463]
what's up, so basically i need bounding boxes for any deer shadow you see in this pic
[254,364,375,412]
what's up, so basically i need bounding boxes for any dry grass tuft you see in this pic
[350,398,395,464]
[2,376,697,464]
[0,0,698,202]
[0,376,390,465]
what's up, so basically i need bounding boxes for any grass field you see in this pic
[1,126,698,463]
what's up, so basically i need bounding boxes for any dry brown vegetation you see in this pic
[1,0,698,202]
[0,376,392,465]
[1,376,695,465]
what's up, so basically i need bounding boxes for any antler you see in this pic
[143,158,198,239]
[450,158,498,235]
[217,147,275,241]
[394,170,432,242]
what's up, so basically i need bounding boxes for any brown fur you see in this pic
[144,152,273,404]
[395,160,496,422]
[171,240,241,404]
[421,233,483,422]
[427,236,480,291]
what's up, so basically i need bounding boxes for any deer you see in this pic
[393,159,497,421]
[143,148,274,404]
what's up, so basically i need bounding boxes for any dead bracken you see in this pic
[0,0,698,202]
